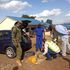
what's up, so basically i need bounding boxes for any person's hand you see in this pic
[53,38,57,43]
[42,38,45,43]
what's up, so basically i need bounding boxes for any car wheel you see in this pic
[6,47,16,58]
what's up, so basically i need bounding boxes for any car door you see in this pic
[0,31,4,53]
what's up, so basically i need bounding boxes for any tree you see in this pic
[21,15,36,19]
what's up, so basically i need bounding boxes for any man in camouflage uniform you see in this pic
[11,21,23,66]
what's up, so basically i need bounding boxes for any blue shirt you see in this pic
[34,27,44,37]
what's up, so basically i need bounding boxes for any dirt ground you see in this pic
[0,38,70,70]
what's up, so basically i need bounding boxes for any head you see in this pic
[38,24,42,28]
[15,21,22,28]
[48,24,55,31]
[45,28,48,32]
[21,21,28,29]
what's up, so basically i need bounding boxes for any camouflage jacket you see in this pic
[11,25,22,43]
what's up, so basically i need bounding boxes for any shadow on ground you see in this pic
[62,57,70,68]
[12,66,19,70]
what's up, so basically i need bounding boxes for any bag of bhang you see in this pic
[27,51,46,64]
[27,56,37,64]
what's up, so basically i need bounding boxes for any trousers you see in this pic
[13,42,22,60]
[61,36,70,56]
[46,48,57,59]
[36,36,42,51]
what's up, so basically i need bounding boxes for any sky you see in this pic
[0,0,70,24]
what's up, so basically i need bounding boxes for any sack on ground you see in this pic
[27,51,46,64]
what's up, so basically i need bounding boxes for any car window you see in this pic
[3,32,11,39]
[3,32,9,37]
[0,32,3,40]
[0,31,11,40]
[0,32,3,37]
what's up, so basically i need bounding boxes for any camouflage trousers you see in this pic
[13,42,22,60]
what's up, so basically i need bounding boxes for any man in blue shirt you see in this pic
[34,24,44,52]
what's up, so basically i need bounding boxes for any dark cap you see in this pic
[14,21,22,25]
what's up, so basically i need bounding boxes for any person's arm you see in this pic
[42,41,48,55]
[52,31,58,43]
[11,27,17,42]
[43,29,45,40]
[12,27,17,38]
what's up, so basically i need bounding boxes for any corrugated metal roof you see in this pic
[0,16,45,30]
[7,16,42,25]
[62,24,70,29]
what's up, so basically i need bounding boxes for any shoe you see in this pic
[46,57,52,61]
[53,56,57,59]
[59,52,62,56]
[61,53,66,57]
[16,59,22,66]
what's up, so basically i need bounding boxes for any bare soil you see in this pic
[0,38,70,70]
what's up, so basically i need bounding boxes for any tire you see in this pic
[6,47,16,58]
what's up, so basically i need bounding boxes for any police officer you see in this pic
[11,21,23,66]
